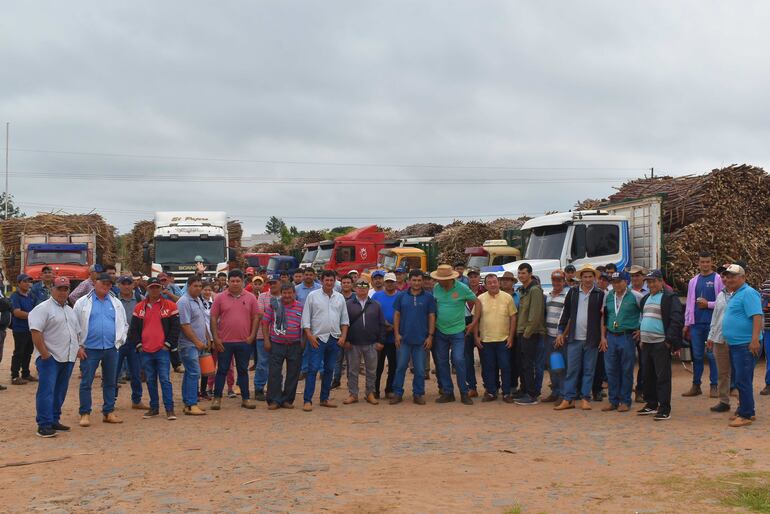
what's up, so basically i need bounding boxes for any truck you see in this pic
[266,255,299,278]
[299,242,319,267]
[464,239,521,269]
[20,234,96,287]
[482,196,663,291]
[312,225,397,274]
[377,237,438,273]
[144,211,236,285]
[243,252,278,269]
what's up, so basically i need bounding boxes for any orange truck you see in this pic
[20,234,96,288]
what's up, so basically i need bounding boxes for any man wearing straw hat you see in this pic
[176,275,208,416]
[431,264,481,405]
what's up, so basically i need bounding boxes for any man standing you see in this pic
[628,265,649,295]
[372,272,399,399]
[628,264,649,401]
[721,264,763,427]
[394,268,409,291]
[31,266,55,303]
[392,270,436,405]
[253,277,280,400]
[292,269,303,286]
[564,264,578,287]
[10,274,38,385]
[210,269,260,410]
[463,267,485,397]
[295,267,321,379]
[542,270,568,403]
[475,274,516,402]
[637,270,683,421]
[555,265,604,411]
[68,264,103,304]
[74,273,128,426]
[301,270,349,411]
[706,267,734,412]
[600,272,643,412]
[343,280,385,406]
[264,283,304,409]
[453,262,469,285]
[515,263,546,406]
[683,251,722,398]
[176,276,208,416]
[332,274,355,389]
[369,270,386,297]
[761,274,770,396]
[431,264,480,405]
[29,277,80,438]
[115,276,147,410]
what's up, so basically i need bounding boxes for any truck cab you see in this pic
[20,233,96,288]
[266,255,299,278]
[243,252,278,269]
[377,237,438,272]
[464,240,520,269]
[314,225,396,275]
[311,240,335,271]
[300,243,319,267]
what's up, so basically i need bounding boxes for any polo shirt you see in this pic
[141,300,167,353]
[84,294,117,350]
[118,296,138,324]
[605,289,643,332]
[394,289,436,345]
[722,282,762,345]
[263,300,303,344]
[28,298,81,362]
[433,281,478,335]
[211,290,259,343]
[177,293,208,349]
[295,282,320,305]
[476,290,517,342]
[640,292,665,344]
[10,291,36,332]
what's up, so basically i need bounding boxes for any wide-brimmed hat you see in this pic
[577,264,598,278]
[499,271,518,284]
[430,264,460,280]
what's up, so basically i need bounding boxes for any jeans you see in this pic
[604,332,636,407]
[518,334,541,399]
[690,323,717,386]
[115,342,143,404]
[11,330,34,379]
[434,330,468,396]
[509,334,524,392]
[642,342,672,414]
[333,345,345,383]
[533,336,546,395]
[35,357,74,428]
[375,343,397,395]
[252,339,269,393]
[480,341,511,396]
[179,345,201,407]
[214,342,252,400]
[730,344,756,419]
[347,343,378,397]
[79,347,118,415]
[392,343,426,397]
[544,335,566,398]
[303,336,341,404]
[764,330,770,386]
[301,341,310,374]
[563,340,599,402]
[267,342,302,405]
[464,331,479,391]
[141,349,174,411]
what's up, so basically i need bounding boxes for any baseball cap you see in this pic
[355,280,370,288]
[96,272,113,282]
[117,276,134,285]
[17,273,32,282]
[610,271,630,282]
[551,270,565,280]
[89,264,104,273]
[245,267,255,275]
[721,264,745,276]
[384,272,397,282]
[267,276,279,283]
[53,276,71,288]
[564,264,576,273]
[466,267,481,276]
[349,270,359,275]
[146,277,162,288]
[194,255,204,262]
[395,267,406,273]
[371,270,386,278]
[645,269,663,280]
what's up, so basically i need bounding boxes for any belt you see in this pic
[608,330,636,336]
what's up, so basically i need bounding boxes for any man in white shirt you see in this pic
[29,277,81,438]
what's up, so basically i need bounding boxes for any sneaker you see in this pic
[22,375,38,382]
[79,414,91,427]
[389,395,403,405]
[36,426,57,438]
[515,395,538,406]
[413,395,426,405]
[460,394,474,405]
[199,391,212,401]
[681,384,702,397]
[254,390,266,402]
[654,411,671,421]
[511,390,526,400]
[481,393,497,402]
[227,390,237,399]
[709,385,718,398]
[502,395,515,404]
[435,393,456,404]
[760,385,770,396]
[11,377,27,385]
[210,398,221,410]
[166,410,177,420]
[143,408,159,418]
[637,406,657,416]
[0,383,7,390]
[710,402,731,413]
[51,422,70,431]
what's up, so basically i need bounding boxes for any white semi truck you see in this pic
[144,211,233,285]
[482,196,663,291]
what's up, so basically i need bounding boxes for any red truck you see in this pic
[243,252,278,269]
[20,234,96,288]
[311,225,396,275]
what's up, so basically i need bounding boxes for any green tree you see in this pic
[0,193,24,219]
[265,216,287,235]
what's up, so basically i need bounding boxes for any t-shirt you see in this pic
[10,291,37,332]
[263,300,303,344]
[722,283,763,345]
[372,290,399,324]
[640,292,665,344]
[177,294,208,349]
[476,291,517,342]
[211,290,259,343]
[394,290,436,345]
[433,281,478,335]
[694,273,718,325]
[545,289,567,337]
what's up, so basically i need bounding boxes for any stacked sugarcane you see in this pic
[0,213,117,284]
[607,164,770,290]
[124,220,155,275]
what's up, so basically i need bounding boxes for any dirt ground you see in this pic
[0,341,768,514]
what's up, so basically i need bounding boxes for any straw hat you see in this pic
[576,264,598,278]
[430,264,460,280]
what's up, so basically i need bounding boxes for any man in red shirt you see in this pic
[128,278,180,420]
[210,269,260,410]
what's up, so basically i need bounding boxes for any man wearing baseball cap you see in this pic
[372,272,400,399]
[68,263,104,305]
[542,270,568,403]
[369,270,386,297]
[720,264,763,427]
[253,276,281,401]
[10,274,39,385]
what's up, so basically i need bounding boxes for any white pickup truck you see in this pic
[482,196,663,291]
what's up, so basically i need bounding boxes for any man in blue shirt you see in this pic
[10,274,39,385]
[177,275,209,416]
[295,267,321,378]
[372,272,400,399]
[720,264,763,428]
[31,266,55,303]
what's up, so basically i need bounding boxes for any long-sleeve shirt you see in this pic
[684,273,723,327]
[517,282,545,338]
[68,278,95,305]
[301,288,349,343]
[707,289,731,344]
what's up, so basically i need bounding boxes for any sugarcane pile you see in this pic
[123,220,155,275]
[0,213,117,283]
[607,164,770,289]
[288,231,326,251]
[394,223,445,238]
[434,218,525,265]
[227,220,243,250]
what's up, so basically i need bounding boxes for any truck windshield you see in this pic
[27,250,87,265]
[155,237,225,265]
[379,253,398,270]
[466,255,488,269]
[314,246,333,263]
[525,226,568,260]
[301,249,317,264]
[245,256,261,268]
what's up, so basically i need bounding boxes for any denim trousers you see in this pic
[690,323,717,386]
[730,343,756,419]
[115,341,143,404]
[141,349,174,411]
[214,342,252,400]
[563,340,599,402]
[604,332,636,407]
[79,347,118,415]
[480,341,511,396]
[392,343,426,397]
[434,330,468,396]
[36,357,74,428]
[253,339,269,393]
[179,345,201,407]
[303,336,341,404]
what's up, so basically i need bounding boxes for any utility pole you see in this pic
[4,122,8,219]
[650,167,654,179]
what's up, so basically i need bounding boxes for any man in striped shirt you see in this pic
[761,276,770,396]
[264,283,304,409]
[542,270,568,403]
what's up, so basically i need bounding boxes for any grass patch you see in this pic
[503,505,522,514]
[722,486,770,513]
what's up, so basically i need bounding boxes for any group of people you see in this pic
[6,251,770,438]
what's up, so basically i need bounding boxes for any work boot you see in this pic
[281,402,294,409]
[102,413,123,424]
[482,392,497,402]
[682,384,702,397]
[709,385,718,398]
[760,385,770,396]
[710,402,730,413]
[554,400,575,411]
[389,395,403,405]
[343,395,359,405]
[729,416,753,428]
[320,400,338,408]
[617,404,630,412]
[540,393,559,403]
[143,409,159,418]
[166,410,177,420]
[241,399,256,409]
[254,390,266,402]
[79,414,91,427]
[413,395,426,405]
[210,397,222,410]
[468,389,478,398]
[601,404,618,412]
[303,402,313,412]
[184,405,206,416]
[267,403,280,410]
[132,401,150,410]
[460,394,473,405]
[435,393,456,403]
[51,422,70,431]
[580,399,592,410]
[23,375,38,382]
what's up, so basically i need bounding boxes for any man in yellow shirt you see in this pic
[475,274,517,403]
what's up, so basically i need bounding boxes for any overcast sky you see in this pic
[3,1,769,235]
